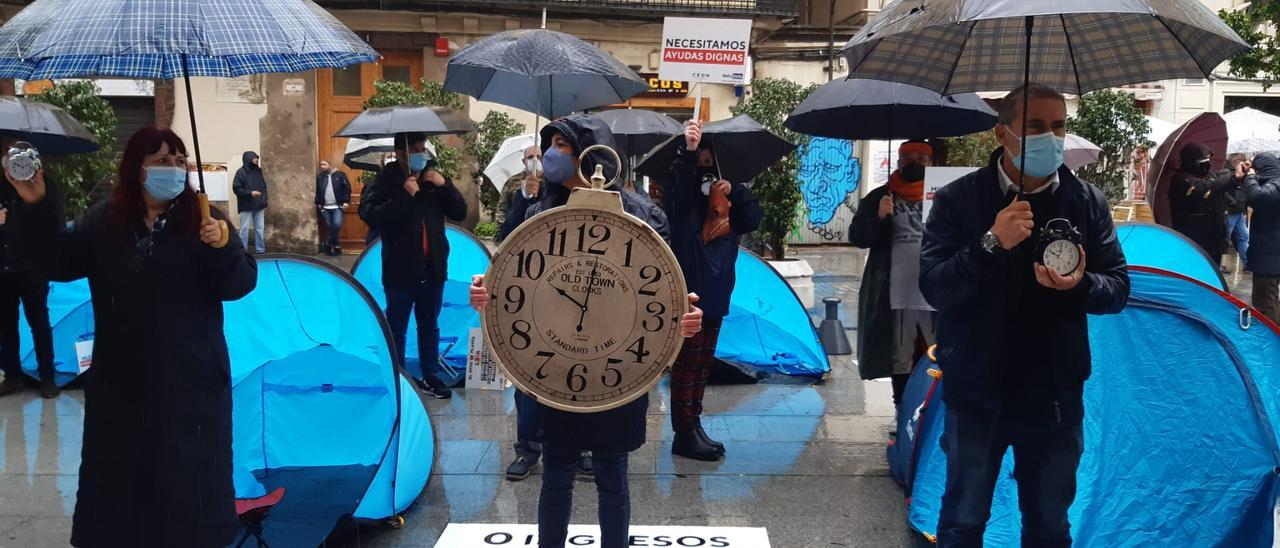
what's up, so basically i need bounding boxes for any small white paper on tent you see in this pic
[466,328,507,391]
[75,338,94,374]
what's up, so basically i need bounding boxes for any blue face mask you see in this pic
[542,147,576,184]
[408,152,429,173]
[1006,126,1065,178]
[143,166,188,201]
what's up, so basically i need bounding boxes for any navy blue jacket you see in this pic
[920,149,1128,419]
[663,147,762,319]
[1245,153,1280,276]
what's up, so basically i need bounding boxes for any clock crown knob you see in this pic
[591,164,606,189]
[577,144,623,190]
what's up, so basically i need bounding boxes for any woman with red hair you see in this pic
[5,126,258,546]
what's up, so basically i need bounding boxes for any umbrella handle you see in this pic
[199,193,229,248]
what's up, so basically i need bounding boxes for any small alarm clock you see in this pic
[5,142,41,182]
[699,173,716,196]
[1036,218,1083,276]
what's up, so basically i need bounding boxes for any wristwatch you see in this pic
[980,231,1004,255]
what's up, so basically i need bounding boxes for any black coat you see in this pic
[1245,153,1280,276]
[0,173,61,273]
[358,161,467,290]
[663,148,761,319]
[1169,168,1236,260]
[232,152,268,211]
[499,187,537,241]
[315,169,352,207]
[920,149,1128,419]
[847,184,895,380]
[18,193,258,547]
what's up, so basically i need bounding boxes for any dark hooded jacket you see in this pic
[1245,153,1280,276]
[1168,143,1235,260]
[0,172,61,273]
[359,158,467,290]
[663,146,762,319]
[921,148,1129,422]
[232,152,268,212]
[517,114,670,454]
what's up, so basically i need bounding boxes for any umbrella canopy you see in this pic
[343,137,435,172]
[0,0,378,79]
[1063,133,1101,170]
[1228,137,1280,156]
[0,96,98,154]
[784,78,997,140]
[840,0,1249,96]
[1223,107,1280,141]
[483,134,538,193]
[1143,116,1178,149]
[444,29,647,119]
[594,109,683,158]
[335,106,474,139]
[1146,112,1228,226]
[634,115,796,184]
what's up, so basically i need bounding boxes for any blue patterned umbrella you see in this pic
[0,0,378,192]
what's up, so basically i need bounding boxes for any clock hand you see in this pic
[554,285,587,310]
[577,257,600,333]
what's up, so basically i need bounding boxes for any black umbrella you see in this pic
[0,96,99,155]
[444,29,648,119]
[634,115,796,183]
[335,106,475,139]
[840,0,1249,187]
[595,109,683,157]
[785,78,996,140]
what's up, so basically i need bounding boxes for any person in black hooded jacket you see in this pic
[1245,153,1280,324]
[359,132,466,399]
[1168,142,1249,265]
[232,151,268,254]
[470,114,704,548]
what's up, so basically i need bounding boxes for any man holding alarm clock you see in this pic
[920,84,1129,546]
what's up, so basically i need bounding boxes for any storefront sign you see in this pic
[659,17,752,85]
[639,73,690,97]
[435,524,771,547]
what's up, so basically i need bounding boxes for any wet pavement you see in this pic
[0,245,1255,547]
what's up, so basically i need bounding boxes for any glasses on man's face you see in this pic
[129,214,168,273]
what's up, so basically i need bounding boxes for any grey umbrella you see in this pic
[0,96,99,155]
[595,109,683,157]
[335,106,475,139]
[634,115,796,184]
[785,78,996,140]
[444,29,648,119]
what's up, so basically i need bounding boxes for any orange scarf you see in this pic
[888,171,924,202]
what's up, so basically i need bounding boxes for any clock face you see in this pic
[483,200,687,413]
[1042,238,1081,276]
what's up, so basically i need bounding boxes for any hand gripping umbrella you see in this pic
[841,0,1249,190]
[634,115,796,184]
[0,0,378,246]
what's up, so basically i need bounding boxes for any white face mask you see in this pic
[525,157,542,176]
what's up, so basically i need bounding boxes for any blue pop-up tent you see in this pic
[718,248,830,379]
[18,279,93,387]
[890,233,1280,545]
[1116,222,1226,290]
[352,225,491,385]
[225,256,434,545]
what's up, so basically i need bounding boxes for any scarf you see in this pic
[888,171,924,203]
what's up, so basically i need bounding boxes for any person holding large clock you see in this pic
[358,131,467,399]
[920,84,1129,545]
[662,120,763,461]
[470,113,704,548]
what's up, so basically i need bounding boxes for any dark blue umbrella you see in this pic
[0,96,99,155]
[0,0,378,193]
[444,29,647,119]
[784,78,997,140]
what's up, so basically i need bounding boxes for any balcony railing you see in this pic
[318,0,801,17]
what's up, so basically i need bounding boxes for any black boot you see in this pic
[40,377,59,399]
[672,429,721,461]
[694,424,724,455]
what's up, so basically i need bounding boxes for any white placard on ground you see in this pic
[466,328,508,391]
[74,338,93,374]
[923,166,980,222]
[435,524,771,548]
[658,17,752,85]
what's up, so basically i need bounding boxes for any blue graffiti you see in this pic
[798,137,861,225]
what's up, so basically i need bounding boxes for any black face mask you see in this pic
[900,162,926,182]
[1193,159,1212,176]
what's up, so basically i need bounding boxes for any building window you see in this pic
[382,66,412,86]
[332,65,363,97]
[1183,78,1205,86]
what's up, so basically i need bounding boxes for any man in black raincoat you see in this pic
[0,145,59,398]
[1168,142,1250,265]
[471,114,703,548]
[1245,153,1280,324]
[232,151,268,254]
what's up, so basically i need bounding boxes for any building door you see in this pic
[316,49,424,252]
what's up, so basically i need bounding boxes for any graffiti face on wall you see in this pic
[798,137,861,226]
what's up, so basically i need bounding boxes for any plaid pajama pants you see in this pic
[669,316,724,433]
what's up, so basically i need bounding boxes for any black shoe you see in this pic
[40,378,59,399]
[319,242,330,255]
[506,455,535,481]
[416,377,452,399]
[694,425,724,455]
[576,451,594,476]
[0,377,23,397]
[329,246,343,256]
[672,430,722,461]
